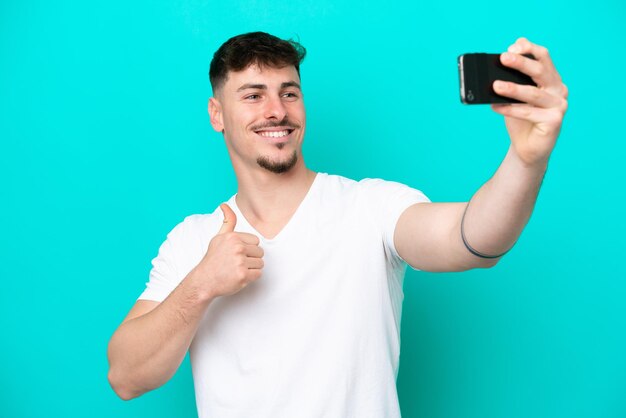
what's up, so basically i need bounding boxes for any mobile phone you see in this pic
[458,53,536,104]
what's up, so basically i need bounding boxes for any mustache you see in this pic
[251,117,301,131]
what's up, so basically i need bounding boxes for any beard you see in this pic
[257,150,298,174]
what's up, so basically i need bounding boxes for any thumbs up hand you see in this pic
[217,202,237,234]
[195,203,264,298]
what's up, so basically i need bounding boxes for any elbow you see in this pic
[480,256,501,269]
[107,335,148,401]
[108,368,143,401]
[452,253,502,272]
[465,253,503,270]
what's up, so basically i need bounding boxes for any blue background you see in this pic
[1,0,625,417]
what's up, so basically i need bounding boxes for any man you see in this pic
[107,32,567,417]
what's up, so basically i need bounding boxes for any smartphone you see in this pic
[458,53,536,104]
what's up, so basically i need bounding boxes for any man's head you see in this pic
[208,32,308,176]
[209,32,306,96]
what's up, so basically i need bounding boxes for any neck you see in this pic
[234,161,317,229]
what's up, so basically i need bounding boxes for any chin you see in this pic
[256,151,298,174]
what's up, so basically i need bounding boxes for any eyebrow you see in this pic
[281,81,301,90]
[236,81,301,92]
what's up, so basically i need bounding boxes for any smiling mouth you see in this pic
[255,129,294,138]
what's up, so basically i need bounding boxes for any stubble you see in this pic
[256,150,298,174]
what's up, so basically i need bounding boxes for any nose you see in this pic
[264,95,287,121]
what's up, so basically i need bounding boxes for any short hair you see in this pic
[209,32,306,93]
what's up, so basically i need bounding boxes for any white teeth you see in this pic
[258,130,289,138]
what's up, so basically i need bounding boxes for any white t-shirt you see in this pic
[139,173,429,418]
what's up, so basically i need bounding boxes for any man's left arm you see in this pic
[395,38,568,272]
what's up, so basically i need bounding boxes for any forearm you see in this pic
[107,268,214,400]
[461,146,547,260]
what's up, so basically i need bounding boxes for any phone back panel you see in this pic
[459,53,536,104]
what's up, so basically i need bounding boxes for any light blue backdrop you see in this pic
[1,1,625,417]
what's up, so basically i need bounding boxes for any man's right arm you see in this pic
[107,204,263,400]
[107,267,214,400]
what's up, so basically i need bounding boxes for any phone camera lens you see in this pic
[467,91,475,102]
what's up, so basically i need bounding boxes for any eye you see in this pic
[282,92,299,100]
[244,94,261,101]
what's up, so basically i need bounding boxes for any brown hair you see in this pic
[209,32,306,93]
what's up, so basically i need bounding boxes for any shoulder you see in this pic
[164,206,227,248]
[318,173,429,202]
[359,177,425,195]
[316,172,358,189]
[316,173,400,194]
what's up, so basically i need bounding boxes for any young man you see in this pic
[107,32,567,417]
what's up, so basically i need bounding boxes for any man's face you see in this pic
[209,64,306,175]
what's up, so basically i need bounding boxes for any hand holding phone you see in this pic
[458,53,536,104]
[458,38,568,169]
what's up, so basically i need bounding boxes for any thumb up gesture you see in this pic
[196,203,264,298]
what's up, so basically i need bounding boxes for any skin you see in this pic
[107,37,568,399]
[207,64,319,239]
[394,37,567,271]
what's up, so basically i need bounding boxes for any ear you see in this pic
[208,97,224,133]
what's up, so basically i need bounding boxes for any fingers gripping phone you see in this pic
[458,53,536,104]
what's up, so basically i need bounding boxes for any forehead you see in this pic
[222,64,301,92]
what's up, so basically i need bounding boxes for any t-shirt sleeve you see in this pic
[136,210,226,303]
[138,220,189,302]
[360,178,430,263]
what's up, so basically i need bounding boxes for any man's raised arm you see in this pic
[395,38,568,272]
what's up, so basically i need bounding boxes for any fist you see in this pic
[196,203,264,297]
